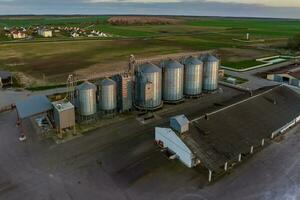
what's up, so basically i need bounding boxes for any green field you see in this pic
[222,60,264,69]
[0,16,298,86]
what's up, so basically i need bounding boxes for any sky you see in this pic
[1,0,300,19]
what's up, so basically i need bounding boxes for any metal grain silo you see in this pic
[201,54,219,91]
[161,59,184,102]
[76,81,97,116]
[100,78,117,113]
[135,62,162,109]
[183,56,203,96]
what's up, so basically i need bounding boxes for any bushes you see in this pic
[287,34,300,51]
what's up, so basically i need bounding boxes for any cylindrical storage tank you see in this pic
[136,62,162,109]
[100,78,117,112]
[201,54,219,91]
[161,59,184,102]
[183,56,203,96]
[76,81,97,116]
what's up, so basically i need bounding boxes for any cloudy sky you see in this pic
[1,0,300,18]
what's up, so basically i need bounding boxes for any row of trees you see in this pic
[287,34,300,51]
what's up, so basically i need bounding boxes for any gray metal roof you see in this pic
[101,78,116,86]
[0,71,12,79]
[16,95,53,119]
[199,54,208,61]
[162,59,184,69]
[77,81,97,91]
[184,56,203,65]
[171,115,189,127]
[204,54,219,62]
[183,85,300,173]
[140,62,161,73]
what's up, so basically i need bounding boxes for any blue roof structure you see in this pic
[16,95,52,119]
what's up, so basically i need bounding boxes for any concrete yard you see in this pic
[0,86,299,200]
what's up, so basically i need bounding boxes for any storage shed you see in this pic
[15,95,53,138]
[170,115,189,134]
[267,66,300,87]
[16,95,53,120]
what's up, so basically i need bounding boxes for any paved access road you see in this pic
[223,60,296,90]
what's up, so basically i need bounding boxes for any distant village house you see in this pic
[10,30,26,39]
[38,29,53,37]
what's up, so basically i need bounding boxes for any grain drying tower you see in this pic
[112,73,133,112]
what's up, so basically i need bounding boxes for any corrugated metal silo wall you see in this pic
[101,81,117,111]
[203,60,219,91]
[184,62,203,96]
[163,65,184,101]
[78,88,97,116]
[135,68,162,109]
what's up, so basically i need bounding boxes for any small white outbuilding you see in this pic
[170,115,189,134]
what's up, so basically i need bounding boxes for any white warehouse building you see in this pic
[155,115,199,168]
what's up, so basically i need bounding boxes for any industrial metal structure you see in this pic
[161,59,184,102]
[99,78,117,113]
[135,62,162,110]
[76,81,97,117]
[112,73,133,112]
[52,100,76,138]
[66,74,76,104]
[183,56,203,96]
[201,54,220,92]
[13,52,225,142]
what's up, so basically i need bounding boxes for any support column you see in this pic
[208,170,213,183]
[224,162,228,171]
[261,139,265,147]
[271,132,275,139]
[238,154,242,162]
[18,119,26,141]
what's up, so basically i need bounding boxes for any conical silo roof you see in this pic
[101,78,116,86]
[184,56,203,65]
[139,62,161,73]
[162,59,183,69]
[77,81,97,91]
